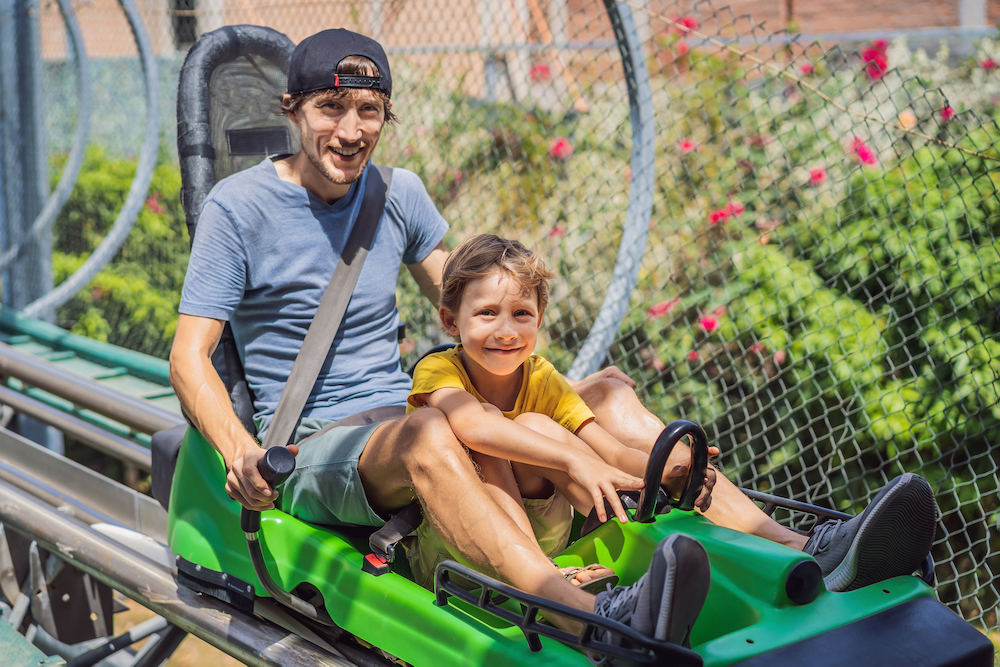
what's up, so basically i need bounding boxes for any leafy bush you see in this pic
[52,147,189,358]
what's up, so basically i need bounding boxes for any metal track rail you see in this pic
[0,478,353,667]
[0,342,184,436]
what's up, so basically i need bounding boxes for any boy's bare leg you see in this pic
[469,449,538,545]
[573,377,809,551]
[509,412,610,515]
[357,407,598,627]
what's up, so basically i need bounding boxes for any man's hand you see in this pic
[565,454,644,524]
[226,444,299,511]
[660,439,719,513]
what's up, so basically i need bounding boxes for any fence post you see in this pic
[0,0,52,318]
[0,0,62,452]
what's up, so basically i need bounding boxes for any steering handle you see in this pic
[635,420,710,522]
[240,446,297,533]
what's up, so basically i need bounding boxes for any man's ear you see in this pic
[282,94,300,124]
[439,307,460,336]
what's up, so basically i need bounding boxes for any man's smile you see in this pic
[330,145,363,157]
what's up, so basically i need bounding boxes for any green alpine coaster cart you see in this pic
[157,22,995,667]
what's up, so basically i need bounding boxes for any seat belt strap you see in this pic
[261,165,393,451]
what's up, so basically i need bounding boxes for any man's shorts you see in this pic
[277,406,405,527]
[406,490,574,589]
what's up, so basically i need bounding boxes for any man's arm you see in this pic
[406,241,449,305]
[168,314,292,510]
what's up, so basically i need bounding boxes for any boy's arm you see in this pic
[576,420,716,513]
[420,387,643,521]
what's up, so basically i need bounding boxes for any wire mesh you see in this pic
[28,0,1000,642]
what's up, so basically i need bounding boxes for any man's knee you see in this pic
[399,408,472,475]
[581,377,637,407]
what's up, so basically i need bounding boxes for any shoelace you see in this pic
[594,583,639,630]
[805,518,843,554]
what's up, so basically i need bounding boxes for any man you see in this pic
[169,27,936,651]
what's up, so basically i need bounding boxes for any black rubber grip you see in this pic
[241,447,296,534]
[258,446,296,486]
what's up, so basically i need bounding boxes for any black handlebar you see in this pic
[635,420,710,522]
[240,446,297,533]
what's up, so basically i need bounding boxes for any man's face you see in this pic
[289,89,386,195]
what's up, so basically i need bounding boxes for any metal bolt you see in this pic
[195,564,201,571]
[222,573,227,581]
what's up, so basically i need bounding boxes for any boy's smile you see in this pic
[440,271,543,402]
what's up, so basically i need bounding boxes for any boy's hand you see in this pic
[566,456,644,523]
[660,439,719,512]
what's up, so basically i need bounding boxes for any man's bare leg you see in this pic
[574,377,808,551]
[357,407,598,626]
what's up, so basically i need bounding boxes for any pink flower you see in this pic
[687,350,700,362]
[749,342,766,355]
[644,357,667,372]
[674,40,690,57]
[982,58,998,71]
[549,137,574,160]
[529,64,551,81]
[678,138,697,154]
[871,38,889,53]
[649,297,682,319]
[548,223,567,238]
[699,315,719,333]
[708,201,745,226]
[849,137,878,165]
[940,106,955,122]
[713,305,727,318]
[145,195,165,215]
[809,167,827,185]
[773,350,787,365]
[800,63,814,76]
[624,168,632,182]
[861,48,888,80]
[671,15,700,33]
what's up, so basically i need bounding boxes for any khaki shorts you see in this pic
[406,490,574,589]
[276,406,406,527]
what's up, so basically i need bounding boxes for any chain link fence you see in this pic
[29,0,1000,644]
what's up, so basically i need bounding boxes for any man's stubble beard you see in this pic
[305,147,373,186]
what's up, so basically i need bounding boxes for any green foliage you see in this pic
[52,147,189,358]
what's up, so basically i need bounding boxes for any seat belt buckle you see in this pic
[362,552,391,576]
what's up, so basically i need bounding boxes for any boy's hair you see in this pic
[440,235,555,317]
[280,56,398,124]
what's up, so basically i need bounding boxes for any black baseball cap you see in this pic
[287,29,392,99]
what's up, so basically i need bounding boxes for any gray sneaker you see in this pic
[592,533,710,660]
[803,473,937,592]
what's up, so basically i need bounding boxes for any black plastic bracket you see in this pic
[176,556,255,614]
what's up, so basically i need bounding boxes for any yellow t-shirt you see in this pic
[407,346,595,433]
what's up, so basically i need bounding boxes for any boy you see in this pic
[406,234,715,591]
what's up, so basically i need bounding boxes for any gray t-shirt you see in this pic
[179,158,448,429]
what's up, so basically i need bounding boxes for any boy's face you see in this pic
[440,271,543,380]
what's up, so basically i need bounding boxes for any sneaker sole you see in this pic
[654,534,711,646]
[824,474,937,592]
